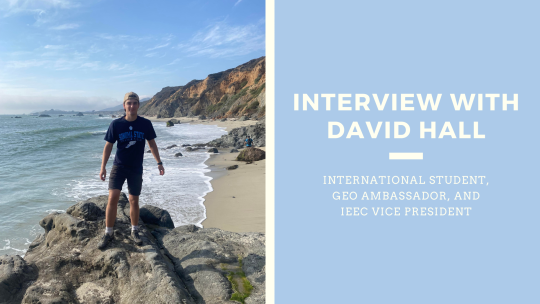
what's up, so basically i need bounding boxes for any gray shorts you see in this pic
[108,165,143,196]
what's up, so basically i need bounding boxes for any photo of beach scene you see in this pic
[0,1,266,303]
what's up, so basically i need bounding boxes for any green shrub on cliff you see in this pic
[250,83,265,97]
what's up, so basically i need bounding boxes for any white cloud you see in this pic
[79,61,100,69]
[145,52,157,58]
[44,44,65,49]
[50,23,78,30]
[234,0,243,6]
[146,42,169,51]
[108,63,128,71]
[0,0,81,22]
[96,33,150,42]
[6,59,48,68]
[176,20,265,58]
[167,58,181,65]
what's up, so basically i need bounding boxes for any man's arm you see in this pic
[100,142,114,181]
[147,139,165,175]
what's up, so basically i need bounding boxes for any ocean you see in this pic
[0,114,227,256]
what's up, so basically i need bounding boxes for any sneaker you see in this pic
[98,232,114,250]
[131,230,143,246]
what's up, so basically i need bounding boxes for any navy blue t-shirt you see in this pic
[104,116,156,173]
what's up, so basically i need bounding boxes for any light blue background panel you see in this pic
[275,1,539,303]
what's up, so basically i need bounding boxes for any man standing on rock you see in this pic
[98,92,165,249]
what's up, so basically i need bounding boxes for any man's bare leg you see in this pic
[129,194,140,226]
[98,189,120,249]
[129,194,143,246]
[106,189,121,228]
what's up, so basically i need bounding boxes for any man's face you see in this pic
[124,99,139,115]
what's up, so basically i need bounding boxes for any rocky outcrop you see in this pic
[2,194,265,304]
[0,255,38,303]
[139,57,265,119]
[207,121,265,148]
[139,205,175,229]
[236,148,266,162]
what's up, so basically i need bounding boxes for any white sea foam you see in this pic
[45,209,66,214]
[0,239,27,255]
[90,130,107,135]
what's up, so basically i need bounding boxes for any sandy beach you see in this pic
[146,115,260,132]
[146,115,265,233]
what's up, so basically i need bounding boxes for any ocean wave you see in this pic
[90,130,107,135]
[35,131,99,150]
[17,125,100,136]
[0,239,27,255]
[45,209,66,214]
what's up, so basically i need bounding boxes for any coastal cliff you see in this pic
[0,193,265,304]
[139,57,265,119]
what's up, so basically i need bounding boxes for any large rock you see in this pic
[236,147,265,162]
[207,122,265,148]
[0,255,38,303]
[11,194,266,304]
[140,205,175,229]
[67,200,104,221]
[154,225,265,304]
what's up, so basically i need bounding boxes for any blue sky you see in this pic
[0,0,265,114]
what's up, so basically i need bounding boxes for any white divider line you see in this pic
[389,153,423,160]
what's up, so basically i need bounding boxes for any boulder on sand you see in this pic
[236,147,265,162]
